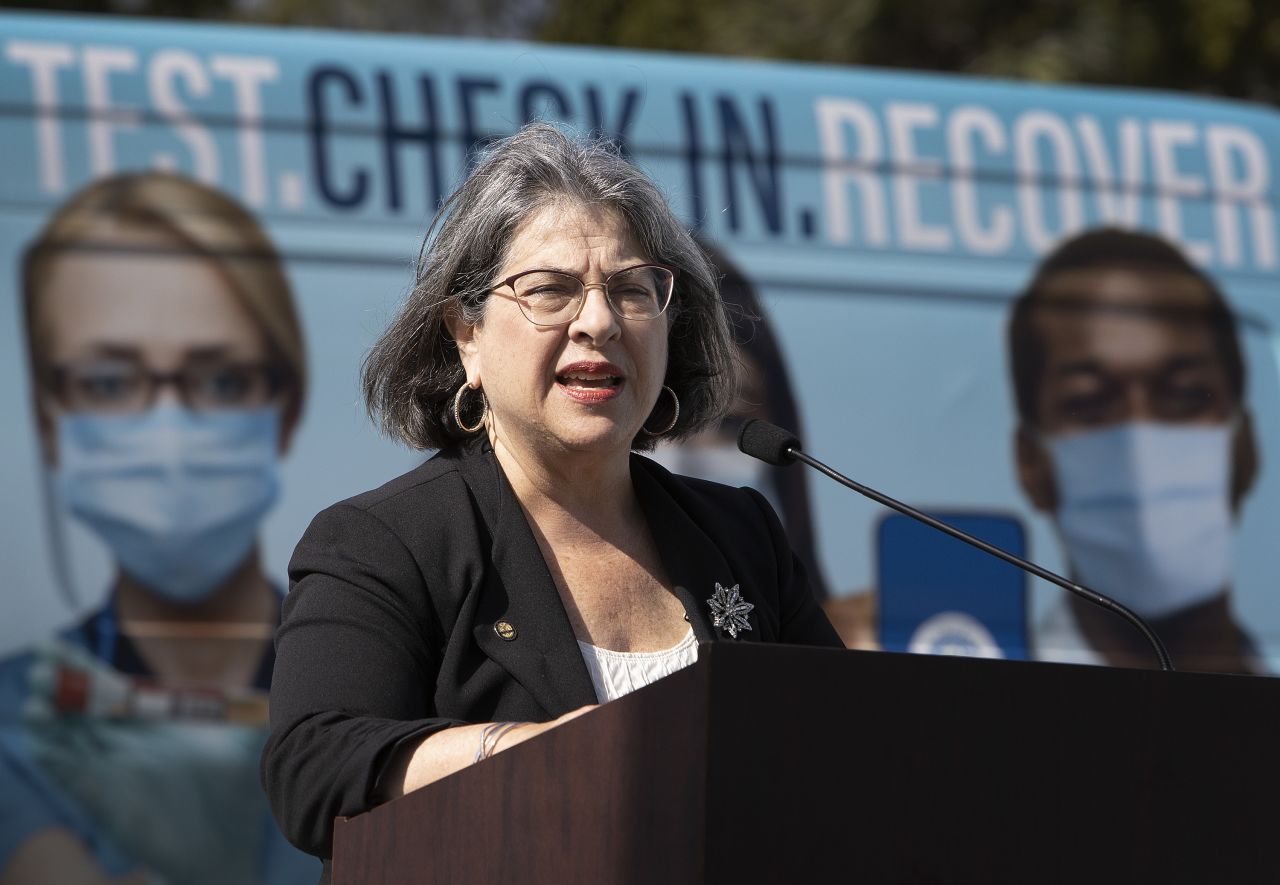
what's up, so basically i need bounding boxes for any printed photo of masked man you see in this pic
[1007,227,1266,674]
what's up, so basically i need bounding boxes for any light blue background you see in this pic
[2,11,1279,666]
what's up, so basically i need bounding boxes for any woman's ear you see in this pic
[1230,409,1260,515]
[444,309,482,384]
[35,398,57,466]
[277,387,303,456]
[1015,424,1058,513]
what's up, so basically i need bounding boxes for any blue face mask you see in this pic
[1045,421,1234,619]
[55,404,282,604]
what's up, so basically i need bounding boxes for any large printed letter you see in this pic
[83,45,139,176]
[680,93,705,224]
[1206,124,1275,270]
[519,80,571,123]
[886,102,950,251]
[1075,115,1143,227]
[5,40,74,193]
[585,87,640,156]
[149,50,219,183]
[717,95,784,235]
[1013,110,1084,252]
[377,71,443,212]
[211,55,279,207]
[308,66,369,209]
[1149,120,1211,263]
[947,105,1013,255]
[457,77,501,168]
[815,97,887,247]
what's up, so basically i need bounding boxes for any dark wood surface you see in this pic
[332,660,710,885]
[333,645,1280,884]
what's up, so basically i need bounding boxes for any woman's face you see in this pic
[33,222,288,459]
[453,200,670,467]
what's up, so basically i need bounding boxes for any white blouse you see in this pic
[576,629,699,703]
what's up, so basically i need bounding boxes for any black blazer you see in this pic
[262,438,842,870]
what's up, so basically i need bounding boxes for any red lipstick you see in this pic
[555,361,625,403]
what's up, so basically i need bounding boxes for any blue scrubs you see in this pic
[0,599,319,884]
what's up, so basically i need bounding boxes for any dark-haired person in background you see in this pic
[1007,227,1263,673]
[650,240,832,602]
[648,241,878,649]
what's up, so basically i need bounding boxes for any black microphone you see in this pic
[738,419,800,465]
[738,419,1174,672]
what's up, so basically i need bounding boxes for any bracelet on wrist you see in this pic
[474,721,525,763]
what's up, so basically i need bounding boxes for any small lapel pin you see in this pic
[707,583,753,639]
[494,620,517,641]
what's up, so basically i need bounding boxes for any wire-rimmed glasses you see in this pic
[492,263,677,326]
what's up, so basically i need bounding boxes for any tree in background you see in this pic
[537,0,1280,104]
[1,0,549,38]
[6,0,1278,103]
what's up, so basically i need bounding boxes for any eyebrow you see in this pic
[63,343,247,363]
[1049,359,1104,379]
[1162,354,1220,374]
[1049,352,1221,379]
[67,343,143,361]
[183,345,247,361]
[1031,300,1222,324]
[506,262,651,280]
[498,265,577,283]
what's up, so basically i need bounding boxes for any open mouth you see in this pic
[555,361,625,401]
[556,371,622,389]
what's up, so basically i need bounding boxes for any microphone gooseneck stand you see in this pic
[738,419,1174,673]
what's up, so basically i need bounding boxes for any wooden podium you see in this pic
[332,644,1280,884]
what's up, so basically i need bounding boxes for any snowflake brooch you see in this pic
[707,583,754,639]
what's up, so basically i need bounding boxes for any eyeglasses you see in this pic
[43,359,288,414]
[492,263,677,326]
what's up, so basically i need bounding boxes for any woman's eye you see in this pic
[611,285,653,300]
[77,372,139,403]
[523,286,576,308]
[1158,384,1218,420]
[1056,391,1117,425]
[190,368,253,405]
[529,285,572,298]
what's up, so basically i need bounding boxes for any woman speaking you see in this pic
[262,123,842,874]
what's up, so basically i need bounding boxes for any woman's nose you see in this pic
[153,378,187,409]
[569,284,620,343]
[1120,382,1158,423]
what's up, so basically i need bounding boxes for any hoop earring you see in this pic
[642,385,680,436]
[453,383,488,434]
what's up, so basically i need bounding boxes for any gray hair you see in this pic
[362,123,737,451]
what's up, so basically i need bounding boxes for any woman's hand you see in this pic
[380,704,599,801]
